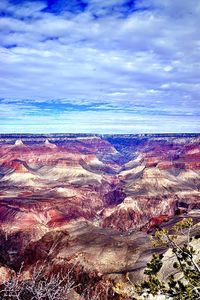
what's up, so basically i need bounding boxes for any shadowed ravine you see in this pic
[0,133,199,297]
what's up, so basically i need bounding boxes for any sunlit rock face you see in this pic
[0,133,199,282]
[0,134,199,233]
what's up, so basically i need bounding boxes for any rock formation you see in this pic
[0,134,199,295]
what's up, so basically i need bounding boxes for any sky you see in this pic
[0,0,200,134]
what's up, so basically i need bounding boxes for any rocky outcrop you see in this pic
[0,134,199,298]
[0,135,199,233]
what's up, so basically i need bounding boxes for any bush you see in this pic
[0,264,75,300]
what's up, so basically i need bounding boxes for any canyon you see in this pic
[0,133,199,297]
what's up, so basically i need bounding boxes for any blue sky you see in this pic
[0,0,200,133]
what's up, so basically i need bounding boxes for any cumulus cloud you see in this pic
[0,0,199,133]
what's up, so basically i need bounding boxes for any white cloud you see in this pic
[0,0,199,132]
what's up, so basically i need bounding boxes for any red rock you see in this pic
[0,135,199,234]
[146,215,170,232]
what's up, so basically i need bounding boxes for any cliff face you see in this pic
[0,135,199,232]
[0,134,199,284]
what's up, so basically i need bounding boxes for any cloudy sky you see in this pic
[0,0,200,133]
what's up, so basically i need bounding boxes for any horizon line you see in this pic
[0,132,199,136]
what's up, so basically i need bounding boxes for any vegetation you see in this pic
[0,263,118,300]
[113,218,200,299]
[139,218,200,299]
[0,264,76,300]
[0,218,199,299]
